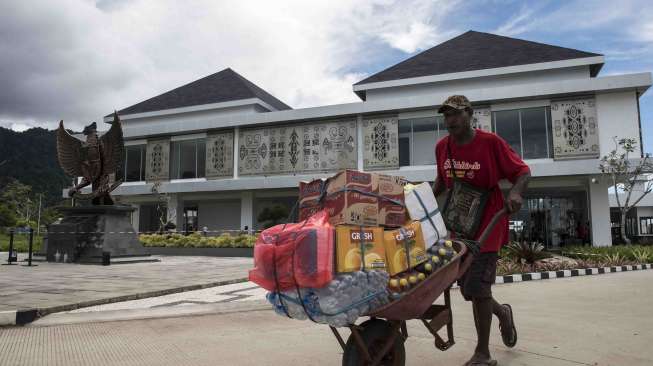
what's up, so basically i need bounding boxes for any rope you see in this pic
[412,189,441,239]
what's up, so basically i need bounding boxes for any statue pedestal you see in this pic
[47,205,152,264]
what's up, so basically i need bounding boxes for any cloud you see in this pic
[492,6,537,36]
[0,0,454,131]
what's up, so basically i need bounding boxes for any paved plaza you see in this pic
[0,270,651,365]
[0,252,250,314]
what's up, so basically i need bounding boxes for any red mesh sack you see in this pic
[249,210,335,292]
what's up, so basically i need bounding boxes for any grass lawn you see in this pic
[0,231,43,253]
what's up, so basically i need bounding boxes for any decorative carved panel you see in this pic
[145,138,170,181]
[551,99,599,160]
[205,131,234,178]
[471,107,492,131]
[238,119,357,176]
[363,116,399,170]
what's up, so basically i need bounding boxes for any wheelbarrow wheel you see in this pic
[342,319,405,366]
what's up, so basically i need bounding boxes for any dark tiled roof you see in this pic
[355,31,603,98]
[112,68,291,116]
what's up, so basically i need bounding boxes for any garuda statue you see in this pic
[57,112,124,205]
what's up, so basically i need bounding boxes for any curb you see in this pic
[0,277,249,327]
[494,263,652,284]
[0,309,38,326]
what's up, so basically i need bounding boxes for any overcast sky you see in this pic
[1,0,653,151]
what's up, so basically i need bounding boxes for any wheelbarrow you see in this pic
[330,208,507,366]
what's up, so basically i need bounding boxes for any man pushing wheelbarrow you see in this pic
[434,95,531,366]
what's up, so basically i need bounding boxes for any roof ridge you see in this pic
[353,30,605,99]
[110,68,291,117]
[463,30,601,57]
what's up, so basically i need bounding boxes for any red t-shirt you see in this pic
[435,129,530,252]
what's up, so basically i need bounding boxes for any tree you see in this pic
[0,203,17,227]
[0,179,36,222]
[257,205,290,229]
[150,182,175,233]
[599,137,653,244]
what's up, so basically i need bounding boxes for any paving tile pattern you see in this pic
[0,252,251,313]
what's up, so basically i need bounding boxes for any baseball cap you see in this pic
[437,95,472,113]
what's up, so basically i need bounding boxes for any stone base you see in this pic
[47,205,150,264]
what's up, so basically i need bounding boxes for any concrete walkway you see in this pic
[0,252,251,314]
[1,270,651,365]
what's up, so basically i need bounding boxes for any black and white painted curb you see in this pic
[447,264,652,289]
[494,263,653,284]
[0,309,38,327]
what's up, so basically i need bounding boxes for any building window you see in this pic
[398,116,447,166]
[492,106,552,159]
[640,217,653,235]
[170,139,206,179]
[123,145,146,182]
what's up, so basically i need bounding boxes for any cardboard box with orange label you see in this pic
[336,226,386,273]
[383,221,428,276]
[375,174,407,227]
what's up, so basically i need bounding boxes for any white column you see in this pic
[589,176,612,247]
[131,204,140,232]
[240,191,253,231]
[356,114,364,171]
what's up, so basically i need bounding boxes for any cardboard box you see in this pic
[376,174,407,227]
[324,170,378,226]
[336,226,386,272]
[404,182,448,248]
[383,221,428,276]
[298,179,327,221]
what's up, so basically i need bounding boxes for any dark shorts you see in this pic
[458,252,498,301]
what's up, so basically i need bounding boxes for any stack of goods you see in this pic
[250,169,460,328]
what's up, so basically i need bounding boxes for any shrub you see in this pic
[504,241,550,264]
[139,232,256,248]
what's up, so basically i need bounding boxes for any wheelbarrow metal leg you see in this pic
[330,326,346,351]
[420,288,456,351]
[444,287,455,344]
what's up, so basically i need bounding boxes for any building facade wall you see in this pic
[595,90,641,156]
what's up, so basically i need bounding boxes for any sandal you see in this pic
[500,304,517,348]
[465,360,498,366]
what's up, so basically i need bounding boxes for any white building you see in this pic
[104,30,651,248]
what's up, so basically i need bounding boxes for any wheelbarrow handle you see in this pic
[476,207,509,248]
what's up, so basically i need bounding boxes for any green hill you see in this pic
[0,127,71,205]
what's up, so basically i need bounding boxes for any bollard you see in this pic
[102,251,111,266]
[22,228,37,267]
[2,229,17,265]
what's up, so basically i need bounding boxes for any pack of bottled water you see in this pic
[266,270,390,327]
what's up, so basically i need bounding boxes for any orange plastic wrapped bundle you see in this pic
[249,210,335,292]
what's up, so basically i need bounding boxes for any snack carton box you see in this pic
[383,221,428,276]
[376,174,407,227]
[324,170,378,226]
[336,226,386,273]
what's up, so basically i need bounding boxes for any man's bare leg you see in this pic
[465,297,494,365]
[491,298,509,322]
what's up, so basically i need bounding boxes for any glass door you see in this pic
[183,206,198,233]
